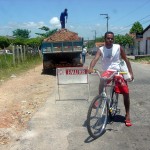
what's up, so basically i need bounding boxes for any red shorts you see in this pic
[101,70,129,94]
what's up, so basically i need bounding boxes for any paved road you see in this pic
[5,56,150,150]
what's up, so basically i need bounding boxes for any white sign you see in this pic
[57,67,88,84]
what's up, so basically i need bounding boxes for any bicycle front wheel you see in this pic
[87,95,108,139]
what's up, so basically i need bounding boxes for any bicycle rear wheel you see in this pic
[87,95,108,139]
[109,89,119,119]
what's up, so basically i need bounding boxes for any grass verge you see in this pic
[130,56,150,64]
[0,54,42,81]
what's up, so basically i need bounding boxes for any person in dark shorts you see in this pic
[60,9,68,29]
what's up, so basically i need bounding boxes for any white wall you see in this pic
[140,28,150,54]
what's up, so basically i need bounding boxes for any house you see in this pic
[95,42,105,47]
[139,25,150,55]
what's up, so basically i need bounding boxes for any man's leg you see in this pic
[62,22,65,28]
[92,78,105,109]
[123,93,130,120]
[82,54,85,63]
[99,70,114,94]
[83,55,85,63]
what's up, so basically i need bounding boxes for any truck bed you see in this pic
[41,40,84,70]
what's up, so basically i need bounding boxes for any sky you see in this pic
[0,0,150,40]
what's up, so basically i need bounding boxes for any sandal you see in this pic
[125,120,132,127]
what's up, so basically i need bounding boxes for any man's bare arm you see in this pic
[88,49,101,73]
[120,46,134,80]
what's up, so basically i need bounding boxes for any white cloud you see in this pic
[0,21,47,37]
[23,21,45,28]
[49,17,61,28]
[1,21,46,33]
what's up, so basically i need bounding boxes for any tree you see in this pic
[35,26,58,38]
[115,34,134,47]
[115,35,125,46]
[129,21,143,34]
[0,36,10,49]
[96,36,105,42]
[11,38,26,45]
[39,26,50,31]
[13,29,31,39]
[124,34,134,46]
[26,37,42,49]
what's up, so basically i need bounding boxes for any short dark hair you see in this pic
[64,8,68,12]
[104,31,114,38]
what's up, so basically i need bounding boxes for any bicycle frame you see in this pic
[87,69,126,138]
[95,70,116,106]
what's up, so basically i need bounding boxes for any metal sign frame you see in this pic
[56,67,90,101]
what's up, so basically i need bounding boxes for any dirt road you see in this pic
[0,64,56,145]
[0,56,150,150]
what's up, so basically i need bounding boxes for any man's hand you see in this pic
[88,68,94,74]
[130,72,134,81]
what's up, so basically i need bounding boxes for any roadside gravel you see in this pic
[0,64,56,145]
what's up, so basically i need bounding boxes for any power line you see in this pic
[112,0,150,24]
[141,19,150,25]
[139,14,150,21]
[114,14,150,35]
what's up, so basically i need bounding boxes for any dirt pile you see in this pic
[43,29,82,42]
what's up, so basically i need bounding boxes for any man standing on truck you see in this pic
[60,8,68,29]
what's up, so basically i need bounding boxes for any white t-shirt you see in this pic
[99,44,121,71]
[82,48,87,54]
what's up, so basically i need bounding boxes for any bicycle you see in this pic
[87,69,127,139]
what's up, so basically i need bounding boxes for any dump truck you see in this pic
[41,29,84,72]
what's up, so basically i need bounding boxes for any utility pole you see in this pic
[92,30,97,42]
[100,14,109,32]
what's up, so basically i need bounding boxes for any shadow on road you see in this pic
[112,114,125,123]
[41,69,56,76]
[83,115,125,143]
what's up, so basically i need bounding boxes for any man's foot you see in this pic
[125,119,132,127]
[125,114,132,127]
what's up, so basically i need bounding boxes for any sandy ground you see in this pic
[0,58,149,145]
[0,64,56,145]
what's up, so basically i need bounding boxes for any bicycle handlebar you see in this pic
[92,69,127,81]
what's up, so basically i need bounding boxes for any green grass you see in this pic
[0,54,42,81]
[130,56,150,64]
[0,54,13,68]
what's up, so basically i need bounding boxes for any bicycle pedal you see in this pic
[109,107,114,112]
[109,108,112,113]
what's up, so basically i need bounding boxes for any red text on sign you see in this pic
[66,69,87,75]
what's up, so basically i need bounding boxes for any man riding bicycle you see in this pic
[88,31,134,127]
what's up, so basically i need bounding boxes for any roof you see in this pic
[95,42,105,47]
[142,24,150,34]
